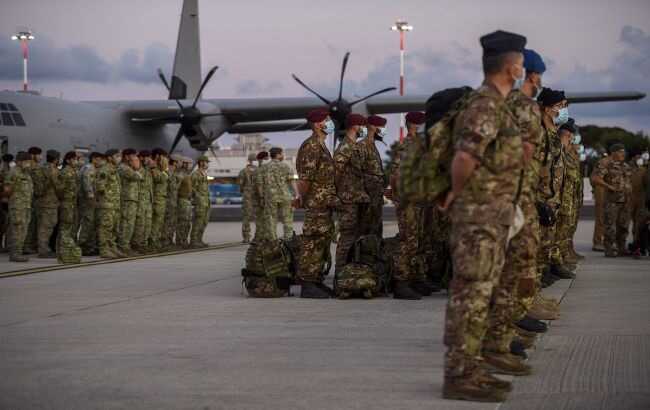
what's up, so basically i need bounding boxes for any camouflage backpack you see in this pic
[399,87,474,205]
[57,233,81,264]
[334,235,392,299]
[242,239,293,298]
[283,233,332,281]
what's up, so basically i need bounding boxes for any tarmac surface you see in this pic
[0,220,648,409]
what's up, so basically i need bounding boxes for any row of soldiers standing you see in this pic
[1,147,211,262]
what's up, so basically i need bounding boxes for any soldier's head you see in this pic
[307,109,331,138]
[122,148,137,163]
[367,115,387,142]
[152,148,168,161]
[256,151,269,166]
[182,156,193,170]
[405,111,425,137]
[522,49,546,100]
[138,150,154,167]
[89,152,104,166]
[197,155,209,170]
[28,146,42,163]
[63,151,79,168]
[16,151,31,169]
[345,113,367,140]
[538,88,568,126]
[269,147,284,162]
[247,153,257,164]
[105,149,121,165]
[169,154,180,171]
[46,150,61,166]
[2,154,14,168]
[480,30,526,94]
[609,143,626,162]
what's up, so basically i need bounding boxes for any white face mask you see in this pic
[579,153,587,162]
[642,152,650,161]
[637,158,645,167]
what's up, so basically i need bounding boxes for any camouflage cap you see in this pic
[197,155,209,162]
[248,153,257,162]
[183,156,193,164]
[170,154,183,162]
[610,143,626,153]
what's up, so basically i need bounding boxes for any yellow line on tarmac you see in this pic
[0,242,245,279]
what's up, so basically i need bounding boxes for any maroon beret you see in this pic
[256,151,269,161]
[306,108,329,123]
[367,115,387,127]
[346,113,367,127]
[405,111,426,125]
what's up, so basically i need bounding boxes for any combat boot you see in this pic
[9,253,29,262]
[510,339,528,360]
[515,326,538,340]
[483,351,532,376]
[538,294,560,307]
[476,366,513,392]
[442,376,508,402]
[410,280,435,296]
[592,243,605,252]
[516,316,548,333]
[300,282,332,299]
[99,249,117,259]
[38,251,57,259]
[513,334,535,349]
[550,264,576,279]
[393,281,422,300]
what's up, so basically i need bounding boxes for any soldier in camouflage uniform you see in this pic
[4,152,34,262]
[79,152,104,255]
[259,147,296,241]
[150,149,170,251]
[238,153,257,243]
[592,144,632,257]
[57,152,81,263]
[252,151,271,241]
[118,149,142,256]
[95,149,123,259]
[389,112,431,300]
[334,113,369,274]
[359,115,387,238]
[295,109,337,298]
[132,151,154,253]
[189,155,210,248]
[440,31,526,402]
[556,120,582,266]
[0,154,13,252]
[162,156,180,249]
[176,156,193,248]
[591,155,612,251]
[23,147,42,254]
[32,150,61,258]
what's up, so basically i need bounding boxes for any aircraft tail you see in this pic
[169,0,201,100]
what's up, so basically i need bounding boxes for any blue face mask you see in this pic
[554,107,569,125]
[358,126,368,139]
[322,119,335,135]
[377,128,387,140]
[513,67,526,91]
[572,133,582,145]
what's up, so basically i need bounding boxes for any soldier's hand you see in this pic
[438,191,455,212]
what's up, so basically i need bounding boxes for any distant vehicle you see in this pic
[210,183,242,205]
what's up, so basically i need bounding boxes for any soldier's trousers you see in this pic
[150,201,167,249]
[0,204,8,250]
[241,195,254,241]
[297,207,334,282]
[556,212,574,260]
[132,204,152,250]
[8,207,30,256]
[119,201,138,251]
[485,200,539,354]
[267,200,293,240]
[538,206,562,270]
[24,207,37,251]
[593,185,606,246]
[176,199,192,247]
[444,215,508,379]
[78,201,97,253]
[393,202,422,282]
[335,203,365,274]
[37,207,58,255]
[97,207,118,255]
[162,204,177,247]
[360,191,383,238]
[57,205,77,255]
[419,206,451,282]
[604,201,629,253]
[190,205,209,245]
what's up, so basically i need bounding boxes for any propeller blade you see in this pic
[338,52,350,102]
[170,126,185,155]
[131,115,181,123]
[350,87,397,106]
[291,74,331,105]
[192,65,219,108]
[157,68,171,91]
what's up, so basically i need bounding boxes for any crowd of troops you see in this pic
[1,148,211,263]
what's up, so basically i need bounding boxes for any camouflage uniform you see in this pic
[189,168,210,246]
[4,166,33,258]
[162,168,180,248]
[259,159,295,240]
[95,162,121,257]
[630,164,648,247]
[150,166,169,250]
[32,164,60,256]
[57,165,79,259]
[0,165,10,251]
[444,83,523,379]
[238,163,257,242]
[23,165,39,253]
[594,158,632,254]
[484,90,543,354]
[359,138,386,237]
[334,138,369,273]
[118,163,141,253]
[176,170,193,247]
[537,125,565,270]
[591,156,612,249]
[296,133,337,283]
[78,163,98,254]
[557,148,581,261]
[252,163,274,242]
[132,166,153,252]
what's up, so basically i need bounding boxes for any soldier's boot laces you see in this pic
[483,351,532,376]
[442,375,508,403]
[393,281,422,300]
[300,282,332,299]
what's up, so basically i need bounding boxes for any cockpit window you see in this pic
[1,112,14,126]
[7,104,18,112]
[0,103,25,127]
[0,104,7,111]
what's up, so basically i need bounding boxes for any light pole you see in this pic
[11,29,35,92]
[391,20,412,142]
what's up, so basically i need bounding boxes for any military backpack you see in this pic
[242,239,293,298]
[334,234,392,299]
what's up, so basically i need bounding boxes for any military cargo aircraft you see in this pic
[0,0,645,158]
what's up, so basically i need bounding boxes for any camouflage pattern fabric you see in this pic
[591,156,612,247]
[118,163,141,253]
[150,167,169,250]
[393,202,422,282]
[259,159,295,240]
[162,169,181,247]
[335,263,377,299]
[176,171,192,247]
[557,149,581,260]
[190,168,210,246]
[57,165,81,264]
[95,162,121,256]
[595,159,633,253]
[243,240,292,298]
[33,164,60,255]
[238,164,257,242]
[443,83,522,379]
[78,163,98,254]
[297,208,334,282]
[23,166,39,252]
[359,138,386,237]
[5,166,33,256]
[132,167,153,252]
